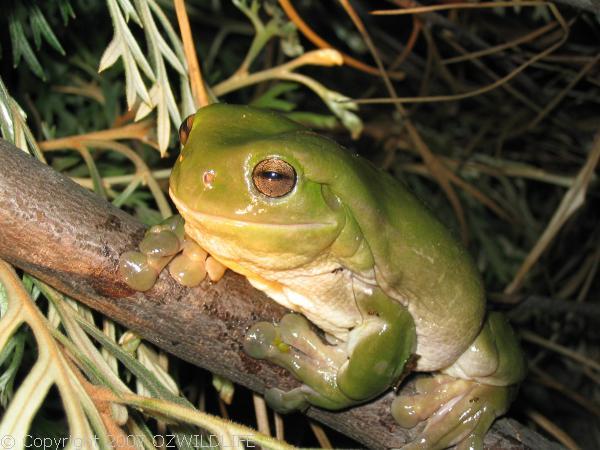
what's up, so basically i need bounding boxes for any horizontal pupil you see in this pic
[259,171,289,181]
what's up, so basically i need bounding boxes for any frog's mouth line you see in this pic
[170,190,337,230]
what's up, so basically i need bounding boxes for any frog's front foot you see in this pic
[244,293,416,414]
[119,215,227,291]
[392,376,516,450]
[244,313,353,412]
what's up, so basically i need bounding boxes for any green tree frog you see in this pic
[120,104,526,449]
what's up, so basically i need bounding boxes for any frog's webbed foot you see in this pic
[244,313,353,412]
[119,215,227,291]
[245,290,416,414]
[392,376,516,450]
[392,312,526,449]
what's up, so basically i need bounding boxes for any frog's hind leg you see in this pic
[394,378,516,450]
[392,312,526,450]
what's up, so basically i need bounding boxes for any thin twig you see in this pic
[252,393,271,437]
[309,421,333,449]
[174,0,210,108]
[354,4,570,105]
[71,169,172,190]
[527,54,600,129]
[274,413,284,442]
[521,330,600,374]
[39,121,155,150]
[442,21,560,65]
[525,409,581,450]
[372,1,548,15]
[530,366,600,417]
[339,0,470,241]
[278,0,405,80]
[505,130,600,294]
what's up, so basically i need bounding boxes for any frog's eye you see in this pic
[178,114,196,146]
[252,158,297,198]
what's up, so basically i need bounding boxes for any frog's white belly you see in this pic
[245,258,366,341]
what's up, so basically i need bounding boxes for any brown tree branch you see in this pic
[0,139,560,449]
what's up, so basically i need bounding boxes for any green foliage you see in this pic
[0,330,25,407]
[4,2,72,80]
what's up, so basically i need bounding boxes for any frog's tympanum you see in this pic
[120,104,526,450]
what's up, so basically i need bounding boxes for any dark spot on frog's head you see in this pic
[331,267,344,274]
[469,397,480,403]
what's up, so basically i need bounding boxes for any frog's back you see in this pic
[337,156,486,371]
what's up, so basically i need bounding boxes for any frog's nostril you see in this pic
[203,170,215,188]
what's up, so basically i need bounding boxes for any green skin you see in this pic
[127,104,527,449]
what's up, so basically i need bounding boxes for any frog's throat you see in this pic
[172,195,287,294]
[170,190,336,230]
[213,253,287,296]
[170,190,327,295]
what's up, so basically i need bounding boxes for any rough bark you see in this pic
[0,139,562,449]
